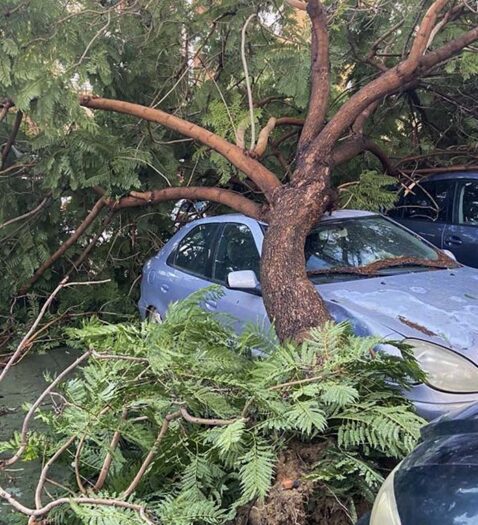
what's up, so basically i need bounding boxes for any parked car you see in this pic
[139,210,478,420]
[388,171,478,267]
[358,402,478,525]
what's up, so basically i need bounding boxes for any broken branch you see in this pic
[79,96,281,198]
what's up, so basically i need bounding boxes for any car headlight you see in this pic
[370,465,401,525]
[406,338,478,394]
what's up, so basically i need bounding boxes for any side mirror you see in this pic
[442,249,457,261]
[227,270,261,295]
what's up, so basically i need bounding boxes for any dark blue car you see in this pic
[359,403,478,525]
[389,172,478,267]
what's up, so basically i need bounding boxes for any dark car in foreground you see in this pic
[359,403,478,525]
[389,171,478,267]
[139,211,478,420]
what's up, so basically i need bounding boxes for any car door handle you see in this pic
[445,235,463,246]
[205,300,217,310]
[160,284,169,293]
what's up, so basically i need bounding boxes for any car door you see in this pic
[389,179,453,248]
[443,179,478,267]
[211,222,269,332]
[159,222,221,310]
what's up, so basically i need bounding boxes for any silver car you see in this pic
[139,210,478,420]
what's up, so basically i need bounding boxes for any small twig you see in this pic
[75,11,111,67]
[179,407,245,427]
[1,110,23,169]
[94,408,128,492]
[0,194,51,231]
[241,14,257,150]
[0,278,109,383]
[35,435,77,508]
[92,351,148,363]
[270,375,324,391]
[74,435,88,494]
[122,411,181,498]
[66,209,116,277]
[1,351,92,467]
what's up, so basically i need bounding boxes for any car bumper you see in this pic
[404,382,478,420]
[412,399,477,421]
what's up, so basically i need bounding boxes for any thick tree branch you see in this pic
[286,0,307,10]
[110,186,263,219]
[18,198,106,295]
[408,0,449,62]
[299,0,330,150]
[308,19,478,166]
[363,140,396,175]
[79,96,281,199]
[276,117,304,127]
[332,137,395,175]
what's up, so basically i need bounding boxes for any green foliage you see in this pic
[5,292,426,524]
[340,170,397,212]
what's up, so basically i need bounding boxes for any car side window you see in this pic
[457,181,478,225]
[392,180,451,222]
[213,224,260,284]
[170,224,219,279]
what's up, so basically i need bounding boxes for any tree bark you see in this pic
[261,175,332,341]
[79,96,281,199]
[113,186,263,219]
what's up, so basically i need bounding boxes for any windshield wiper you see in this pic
[307,255,459,278]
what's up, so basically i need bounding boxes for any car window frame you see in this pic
[391,179,453,224]
[452,179,478,226]
[211,222,262,286]
[166,222,222,282]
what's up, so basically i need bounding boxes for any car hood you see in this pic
[316,266,478,359]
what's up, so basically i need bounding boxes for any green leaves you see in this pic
[285,400,328,435]
[208,419,246,453]
[25,297,426,524]
[337,404,424,458]
[339,170,397,212]
[239,441,275,501]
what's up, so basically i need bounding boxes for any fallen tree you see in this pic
[79,0,478,340]
[2,0,476,341]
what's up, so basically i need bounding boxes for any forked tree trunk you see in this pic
[261,172,332,341]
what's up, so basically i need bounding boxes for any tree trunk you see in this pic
[261,173,332,341]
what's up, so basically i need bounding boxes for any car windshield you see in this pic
[305,216,443,279]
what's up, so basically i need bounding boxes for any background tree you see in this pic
[1,0,478,347]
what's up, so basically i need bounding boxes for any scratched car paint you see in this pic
[139,210,478,420]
